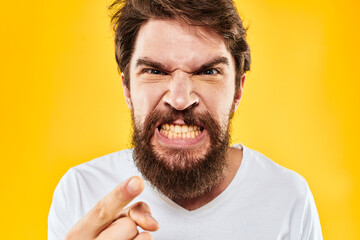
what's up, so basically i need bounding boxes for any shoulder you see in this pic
[243,147,323,238]
[231,144,323,238]
[69,148,136,180]
[48,149,136,239]
[52,148,137,199]
[241,145,310,200]
[57,148,139,201]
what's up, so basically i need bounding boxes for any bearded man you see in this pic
[48,0,323,239]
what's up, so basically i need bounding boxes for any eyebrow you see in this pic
[135,56,230,73]
[196,57,229,73]
[136,58,167,71]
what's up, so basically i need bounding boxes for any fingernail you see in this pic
[127,177,142,194]
[146,213,158,224]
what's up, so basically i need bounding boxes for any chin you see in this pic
[151,137,211,170]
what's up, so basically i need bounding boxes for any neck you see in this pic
[170,146,243,211]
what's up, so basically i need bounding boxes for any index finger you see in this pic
[67,176,144,239]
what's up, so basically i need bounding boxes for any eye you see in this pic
[144,69,167,75]
[197,68,219,75]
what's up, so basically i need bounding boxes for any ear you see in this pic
[233,73,246,111]
[121,72,133,110]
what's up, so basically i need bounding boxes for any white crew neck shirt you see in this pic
[48,144,322,239]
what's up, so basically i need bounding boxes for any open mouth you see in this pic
[157,123,204,139]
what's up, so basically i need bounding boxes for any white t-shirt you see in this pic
[48,144,322,239]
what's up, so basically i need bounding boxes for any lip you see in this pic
[155,119,204,130]
[154,126,207,148]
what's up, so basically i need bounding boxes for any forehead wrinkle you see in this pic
[179,21,224,45]
[132,20,232,73]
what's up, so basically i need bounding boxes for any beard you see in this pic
[131,107,232,200]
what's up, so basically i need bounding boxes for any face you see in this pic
[122,19,245,199]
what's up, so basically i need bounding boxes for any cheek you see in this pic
[130,83,167,116]
[196,83,235,118]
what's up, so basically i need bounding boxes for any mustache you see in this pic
[147,108,209,129]
[132,108,221,144]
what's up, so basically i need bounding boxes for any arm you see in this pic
[299,184,323,240]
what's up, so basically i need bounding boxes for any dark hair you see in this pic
[109,0,251,90]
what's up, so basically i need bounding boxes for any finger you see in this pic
[120,202,159,231]
[67,176,144,239]
[96,217,138,240]
[134,232,154,240]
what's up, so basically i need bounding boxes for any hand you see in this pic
[65,176,159,240]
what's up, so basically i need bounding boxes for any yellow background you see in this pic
[1,0,359,239]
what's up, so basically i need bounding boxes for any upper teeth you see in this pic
[162,124,199,133]
[160,124,202,139]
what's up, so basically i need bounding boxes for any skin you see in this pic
[66,19,246,239]
[66,176,159,240]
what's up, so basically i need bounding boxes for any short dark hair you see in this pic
[109,0,251,90]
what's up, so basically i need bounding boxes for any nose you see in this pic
[163,70,199,111]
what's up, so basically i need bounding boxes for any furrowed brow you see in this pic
[135,56,229,73]
[196,57,229,72]
[135,58,167,71]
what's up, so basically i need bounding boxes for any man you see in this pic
[48,0,322,239]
